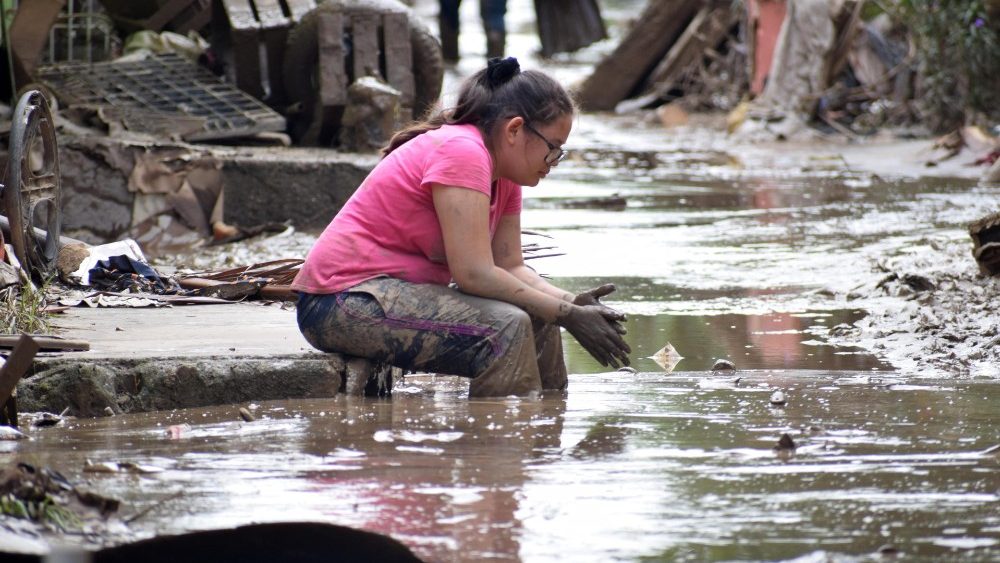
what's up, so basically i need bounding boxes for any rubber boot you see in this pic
[439,16,460,62]
[486,30,505,59]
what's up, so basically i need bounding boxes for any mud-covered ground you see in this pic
[828,236,1000,378]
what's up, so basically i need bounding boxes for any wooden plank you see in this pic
[284,0,317,22]
[221,0,260,31]
[0,335,90,351]
[232,29,264,98]
[576,0,705,111]
[318,10,347,106]
[253,0,290,29]
[8,0,67,86]
[143,0,196,31]
[175,4,214,34]
[264,27,290,103]
[641,5,736,99]
[350,14,380,81]
[383,12,414,109]
[0,335,40,416]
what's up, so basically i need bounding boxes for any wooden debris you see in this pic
[639,4,738,105]
[576,0,704,111]
[0,334,89,352]
[0,334,40,428]
[774,433,797,451]
[969,211,1000,276]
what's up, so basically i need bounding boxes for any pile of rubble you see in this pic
[576,0,1000,177]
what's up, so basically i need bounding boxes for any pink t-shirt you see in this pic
[291,124,522,294]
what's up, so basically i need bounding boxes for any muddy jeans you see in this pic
[296,277,567,397]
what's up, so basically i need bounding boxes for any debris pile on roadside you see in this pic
[577,0,1000,180]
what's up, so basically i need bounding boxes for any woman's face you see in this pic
[495,113,573,187]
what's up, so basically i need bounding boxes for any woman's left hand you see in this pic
[573,284,627,335]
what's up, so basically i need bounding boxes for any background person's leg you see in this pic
[479,0,506,58]
[439,0,461,61]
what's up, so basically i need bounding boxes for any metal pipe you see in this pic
[0,214,86,249]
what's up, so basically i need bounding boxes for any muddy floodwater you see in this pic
[11,1,1000,559]
[11,374,1000,561]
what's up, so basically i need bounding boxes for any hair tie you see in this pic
[485,57,520,89]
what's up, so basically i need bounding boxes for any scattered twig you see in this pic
[124,490,185,524]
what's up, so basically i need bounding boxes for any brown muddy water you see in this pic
[9,373,1000,562]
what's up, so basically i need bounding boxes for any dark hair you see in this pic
[381,57,575,157]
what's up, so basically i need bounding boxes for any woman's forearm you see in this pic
[505,264,574,303]
[454,264,571,323]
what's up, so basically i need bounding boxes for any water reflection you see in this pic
[561,309,889,375]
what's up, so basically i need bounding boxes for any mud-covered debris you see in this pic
[696,376,741,389]
[165,424,191,439]
[84,460,164,475]
[0,426,28,440]
[829,323,857,337]
[769,390,787,406]
[711,358,735,371]
[0,462,120,530]
[774,433,796,451]
[901,273,936,292]
[29,412,65,428]
[650,342,683,372]
[877,543,899,555]
[238,407,255,422]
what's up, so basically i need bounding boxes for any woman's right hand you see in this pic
[557,304,632,369]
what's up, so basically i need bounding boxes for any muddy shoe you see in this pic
[344,357,393,397]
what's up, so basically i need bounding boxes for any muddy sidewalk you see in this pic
[17,303,346,417]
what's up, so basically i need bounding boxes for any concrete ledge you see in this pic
[19,356,344,417]
[17,304,349,417]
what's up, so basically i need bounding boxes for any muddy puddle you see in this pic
[11,373,999,561]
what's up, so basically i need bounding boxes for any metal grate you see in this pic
[36,53,286,142]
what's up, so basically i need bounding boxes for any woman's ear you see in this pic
[504,116,525,146]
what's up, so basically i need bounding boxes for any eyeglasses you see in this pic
[523,122,566,166]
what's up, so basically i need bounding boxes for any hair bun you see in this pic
[485,57,520,88]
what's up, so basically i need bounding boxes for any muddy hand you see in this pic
[573,283,628,336]
[558,304,632,368]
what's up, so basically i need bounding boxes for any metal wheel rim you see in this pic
[4,90,61,279]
